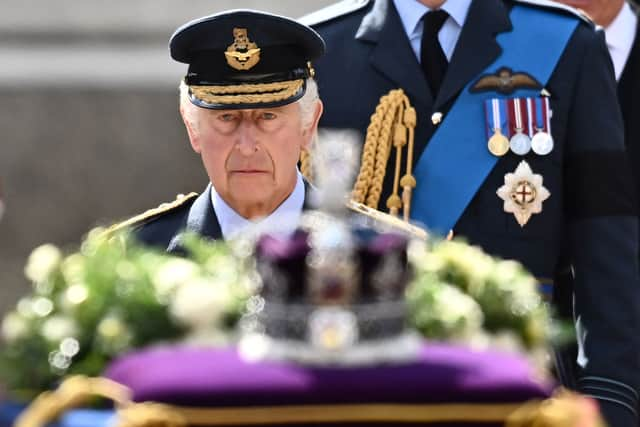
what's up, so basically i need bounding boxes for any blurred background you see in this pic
[0,1,336,315]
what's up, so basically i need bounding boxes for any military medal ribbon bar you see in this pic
[485,97,553,157]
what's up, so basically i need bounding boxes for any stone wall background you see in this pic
[0,1,335,314]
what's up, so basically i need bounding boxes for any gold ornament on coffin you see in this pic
[497,160,550,227]
[225,28,261,71]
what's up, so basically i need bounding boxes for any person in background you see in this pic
[556,1,640,423]
[303,0,640,425]
[558,0,640,248]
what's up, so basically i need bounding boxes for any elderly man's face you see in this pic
[183,100,319,219]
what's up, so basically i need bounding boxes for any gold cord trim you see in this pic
[299,89,420,232]
[115,402,187,427]
[347,200,428,240]
[190,80,304,105]
[15,376,131,427]
[506,390,606,427]
[350,89,417,221]
[16,376,591,427]
[140,402,528,425]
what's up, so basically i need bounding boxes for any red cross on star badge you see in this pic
[497,160,550,227]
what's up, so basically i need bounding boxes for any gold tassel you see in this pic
[306,88,420,230]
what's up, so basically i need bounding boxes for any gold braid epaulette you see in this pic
[300,89,418,227]
[103,192,198,238]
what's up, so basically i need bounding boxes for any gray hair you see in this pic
[179,78,320,132]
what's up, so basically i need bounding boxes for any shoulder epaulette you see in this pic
[299,0,371,27]
[103,192,198,237]
[514,0,593,24]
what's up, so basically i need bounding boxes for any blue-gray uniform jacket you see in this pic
[303,0,640,424]
[126,182,315,252]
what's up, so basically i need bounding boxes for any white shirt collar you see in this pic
[393,0,472,61]
[211,171,306,240]
[604,1,638,81]
[394,0,470,39]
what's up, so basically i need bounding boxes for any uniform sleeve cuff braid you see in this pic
[579,376,638,416]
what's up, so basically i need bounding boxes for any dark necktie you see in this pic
[420,9,449,98]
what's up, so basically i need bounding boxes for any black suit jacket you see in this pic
[307,0,640,424]
[619,4,640,220]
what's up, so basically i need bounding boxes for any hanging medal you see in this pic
[486,98,510,157]
[530,97,554,155]
[509,98,531,155]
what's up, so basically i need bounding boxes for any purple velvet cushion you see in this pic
[104,343,551,407]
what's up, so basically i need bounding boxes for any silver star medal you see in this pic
[496,160,550,227]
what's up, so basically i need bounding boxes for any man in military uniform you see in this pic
[303,0,640,425]
[555,0,640,252]
[112,11,324,249]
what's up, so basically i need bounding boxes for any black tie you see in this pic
[421,9,449,97]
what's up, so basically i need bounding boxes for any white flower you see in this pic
[24,244,62,283]
[153,258,200,297]
[97,315,126,338]
[41,315,78,342]
[61,254,85,283]
[179,329,229,347]
[65,284,89,305]
[490,330,524,354]
[170,278,233,330]
[432,285,484,339]
[32,297,54,317]
[1,312,29,342]
[96,315,132,354]
[205,257,238,284]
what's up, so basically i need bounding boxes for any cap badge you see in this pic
[497,160,550,227]
[225,28,261,71]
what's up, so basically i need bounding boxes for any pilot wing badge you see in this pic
[472,67,541,95]
[225,28,261,70]
[497,160,550,227]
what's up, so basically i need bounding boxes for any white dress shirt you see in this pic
[393,0,473,62]
[604,1,638,81]
[211,171,306,240]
